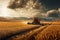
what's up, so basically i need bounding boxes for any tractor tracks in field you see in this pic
[25,25,50,40]
[20,25,50,40]
[1,24,51,40]
[0,25,40,40]
[8,24,51,40]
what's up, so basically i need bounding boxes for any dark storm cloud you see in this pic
[8,0,42,9]
[8,0,29,9]
[40,0,60,9]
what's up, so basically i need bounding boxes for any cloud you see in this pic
[8,0,43,9]
[7,0,46,18]
[0,0,44,18]
[46,9,60,18]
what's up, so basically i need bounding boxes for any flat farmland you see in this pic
[0,20,60,40]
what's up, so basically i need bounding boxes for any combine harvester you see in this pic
[28,17,46,26]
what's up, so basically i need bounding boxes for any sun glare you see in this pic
[1,7,10,17]
[0,0,11,17]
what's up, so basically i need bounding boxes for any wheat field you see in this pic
[36,22,60,40]
[0,20,60,40]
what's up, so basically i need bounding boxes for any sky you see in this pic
[0,0,60,18]
[41,0,60,10]
[41,0,60,18]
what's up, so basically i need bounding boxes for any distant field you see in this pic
[0,20,60,40]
